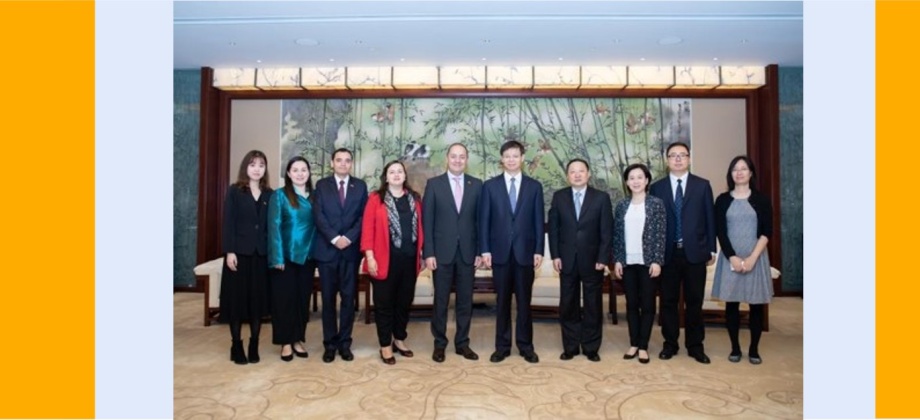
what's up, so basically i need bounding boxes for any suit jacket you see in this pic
[478,173,545,266]
[312,175,368,262]
[360,191,424,280]
[649,173,716,264]
[221,184,272,256]
[421,172,482,265]
[612,195,666,267]
[548,186,613,275]
[267,190,316,267]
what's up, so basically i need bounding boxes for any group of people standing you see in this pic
[218,140,773,367]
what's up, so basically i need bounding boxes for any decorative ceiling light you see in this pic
[345,66,393,90]
[533,66,581,89]
[718,66,766,89]
[256,68,302,90]
[439,66,486,89]
[212,68,258,90]
[392,66,439,89]
[580,66,627,89]
[486,66,534,89]
[626,66,675,89]
[300,67,346,90]
[673,66,720,89]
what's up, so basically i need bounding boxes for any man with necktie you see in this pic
[548,158,613,362]
[479,140,545,364]
[313,148,368,363]
[422,143,483,362]
[649,142,716,364]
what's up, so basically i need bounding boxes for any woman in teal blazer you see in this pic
[268,156,317,362]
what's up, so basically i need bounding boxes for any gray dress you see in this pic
[712,198,773,304]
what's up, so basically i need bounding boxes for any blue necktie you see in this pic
[509,177,517,213]
[575,191,582,221]
[674,179,683,243]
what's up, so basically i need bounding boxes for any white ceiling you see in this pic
[173,1,803,70]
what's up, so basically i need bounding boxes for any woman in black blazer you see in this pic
[613,163,666,364]
[220,150,273,365]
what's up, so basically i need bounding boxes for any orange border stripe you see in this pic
[877,1,920,417]
[0,2,95,418]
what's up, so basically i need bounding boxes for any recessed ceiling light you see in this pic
[713,57,719,61]
[558,57,564,61]
[639,57,646,61]
[658,36,683,45]
[295,38,319,46]
[256,59,262,64]
[329,58,335,62]
[481,57,487,61]
[400,58,405,62]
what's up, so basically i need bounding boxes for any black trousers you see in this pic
[319,257,358,351]
[492,255,535,352]
[373,252,418,347]
[623,264,657,350]
[559,260,604,354]
[659,248,707,353]
[430,248,475,350]
[270,259,314,345]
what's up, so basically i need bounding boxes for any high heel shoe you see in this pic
[392,342,414,358]
[280,345,294,362]
[380,349,396,365]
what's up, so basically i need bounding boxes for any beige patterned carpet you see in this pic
[174,293,802,419]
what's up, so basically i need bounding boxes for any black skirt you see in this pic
[218,254,270,322]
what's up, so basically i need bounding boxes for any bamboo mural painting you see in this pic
[280,97,691,204]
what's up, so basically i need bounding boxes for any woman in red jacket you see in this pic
[361,160,424,365]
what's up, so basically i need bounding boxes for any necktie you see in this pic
[575,191,582,221]
[452,177,463,212]
[509,177,517,213]
[674,179,683,243]
[338,180,345,206]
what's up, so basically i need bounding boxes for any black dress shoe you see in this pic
[293,343,309,359]
[322,349,336,363]
[247,339,260,364]
[658,349,677,360]
[519,350,539,363]
[432,348,446,363]
[339,348,354,361]
[638,354,650,364]
[455,346,479,360]
[490,350,510,363]
[379,349,396,365]
[585,352,601,362]
[559,351,577,361]
[689,352,711,364]
[392,343,414,358]
[623,350,638,360]
[280,345,294,362]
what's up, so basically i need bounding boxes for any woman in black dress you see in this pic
[220,150,272,365]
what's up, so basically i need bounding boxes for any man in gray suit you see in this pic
[423,143,482,362]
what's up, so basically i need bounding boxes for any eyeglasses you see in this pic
[667,153,689,160]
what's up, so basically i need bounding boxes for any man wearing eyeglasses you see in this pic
[649,142,716,364]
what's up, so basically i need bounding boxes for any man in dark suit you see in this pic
[313,148,368,363]
[479,140,545,364]
[548,158,613,362]
[649,142,716,364]
[422,143,483,363]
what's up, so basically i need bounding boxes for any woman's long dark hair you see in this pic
[233,150,270,191]
[376,160,419,202]
[283,156,314,208]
